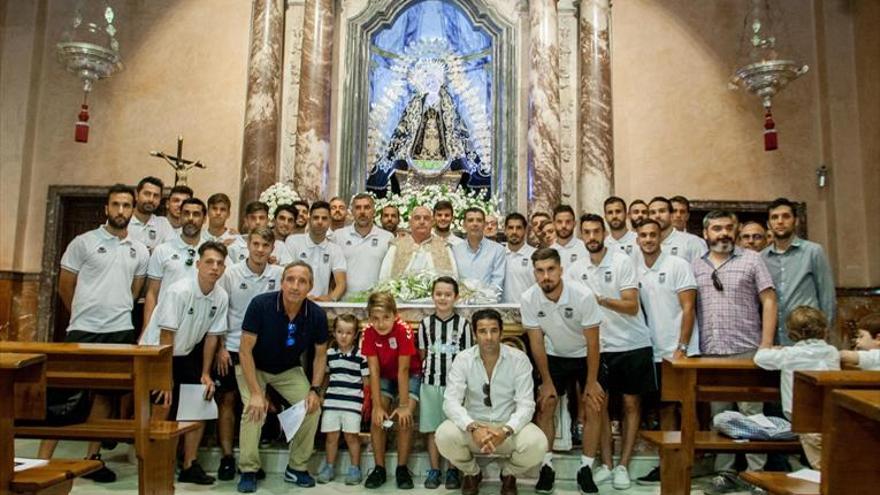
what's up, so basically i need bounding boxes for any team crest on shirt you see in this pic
[371,238,379,247]
[268,280,276,290]
[239,282,248,290]
[299,252,307,259]
[571,254,578,263]
[388,337,398,349]
[97,246,107,254]
[187,307,194,315]
[129,247,136,258]
[564,307,574,319]
[581,273,588,281]
[604,270,612,283]
[149,229,157,240]
[172,254,180,260]
[323,253,330,264]
[659,273,667,284]
[625,245,633,254]
[671,247,679,255]
[346,240,352,246]
[537,310,546,318]
[238,253,246,260]
[521,258,528,267]
[209,306,217,318]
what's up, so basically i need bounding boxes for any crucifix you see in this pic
[150,135,205,186]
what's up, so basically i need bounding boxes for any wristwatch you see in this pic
[676,343,689,353]
[309,385,324,395]
[501,425,514,438]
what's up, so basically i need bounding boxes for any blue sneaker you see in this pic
[345,466,363,485]
[284,466,316,487]
[237,472,257,493]
[424,469,442,489]
[317,463,334,484]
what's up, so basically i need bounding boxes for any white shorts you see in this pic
[320,409,361,433]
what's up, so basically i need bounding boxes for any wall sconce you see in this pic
[816,165,828,188]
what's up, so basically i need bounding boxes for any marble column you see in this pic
[578,0,613,215]
[527,0,562,214]
[240,0,284,218]
[293,0,334,202]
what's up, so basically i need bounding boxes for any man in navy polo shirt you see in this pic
[235,261,329,493]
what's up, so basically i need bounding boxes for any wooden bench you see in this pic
[823,389,880,494]
[0,343,201,495]
[640,357,802,495]
[1,352,102,495]
[739,471,819,495]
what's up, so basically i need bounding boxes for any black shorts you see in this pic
[212,351,240,394]
[547,356,587,396]
[65,329,136,344]
[600,346,656,395]
[151,352,204,418]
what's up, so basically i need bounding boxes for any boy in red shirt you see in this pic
[361,291,422,489]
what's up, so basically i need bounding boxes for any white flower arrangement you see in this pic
[371,183,500,232]
[346,270,501,304]
[258,182,301,221]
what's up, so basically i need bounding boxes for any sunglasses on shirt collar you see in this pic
[185,248,196,266]
[286,322,298,347]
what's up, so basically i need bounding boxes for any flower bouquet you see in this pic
[372,183,500,232]
[258,182,301,221]
[346,270,501,305]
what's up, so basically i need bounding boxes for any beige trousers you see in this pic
[799,433,822,470]
[435,420,548,477]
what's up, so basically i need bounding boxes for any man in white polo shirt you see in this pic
[549,205,587,269]
[142,241,229,485]
[647,196,707,263]
[521,248,604,495]
[568,213,655,491]
[213,226,283,480]
[285,200,347,301]
[632,219,698,486]
[603,196,637,258]
[227,201,271,264]
[333,193,392,299]
[128,176,175,251]
[202,193,238,245]
[270,204,298,265]
[502,213,536,303]
[39,184,150,482]
[142,197,206,334]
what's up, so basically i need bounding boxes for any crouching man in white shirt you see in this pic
[435,309,548,495]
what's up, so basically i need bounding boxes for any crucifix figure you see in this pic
[150,135,205,186]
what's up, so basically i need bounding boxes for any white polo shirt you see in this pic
[201,228,236,244]
[520,281,603,358]
[638,252,700,361]
[60,226,149,333]
[218,262,283,352]
[147,236,203,292]
[226,235,249,264]
[285,233,347,297]
[567,250,652,353]
[605,230,638,259]
[140,275,229,356]
[503,244,536,303]
[550,237,588,269]
[333,225,393,297]
[660,229,707,263]
[273,240,294,265]
[128,214,175,251]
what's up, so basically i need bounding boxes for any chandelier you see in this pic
[56,1,123,143]
[729,0,808,151]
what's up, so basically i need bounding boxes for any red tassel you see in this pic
[764,109,777,151]
[75,104,89,143]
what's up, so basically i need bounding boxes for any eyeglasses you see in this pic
[711,269,724,291]
[185,248,195,266]
[286,322,298,347]
[482,383,492,407]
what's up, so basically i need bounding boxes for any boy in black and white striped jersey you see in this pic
[317,314,369,485]
[418,276,473,489]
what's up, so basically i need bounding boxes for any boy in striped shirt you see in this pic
[418,276,473,489]
[317,314,369,485]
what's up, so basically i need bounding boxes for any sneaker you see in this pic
[424,468,442,489]
[364,466,387,489]
[611,465,631,490]
[345,466,363,485]
[592,464,612,485]
[82,454,117,483]
[284,466,316,487]
[218,455,236,481]
[178,461,215,485]
[317,463,335,484]
[704,473,745,495]
[396,465,414,490]
[636,466,661,485]
[445,467,461,489]
[576,466,599,494]
[237,472,257,493]
[535,465,555,494]
[237,467,266,480]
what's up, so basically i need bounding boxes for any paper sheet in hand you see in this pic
[14,458,49,472]
[787,468,821,484]
[176,384,219,420]
[279,401,307,443]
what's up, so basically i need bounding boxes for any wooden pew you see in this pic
[1,352,102,495]
[822,389,880,495]
[640,357,802,495]
[0,343,200,495]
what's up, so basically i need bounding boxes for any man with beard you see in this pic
[333,193,393,299]
[521,248,603,494]
[453,207,507,296]
[38,184,150,481]
[528,212,551,247]
[670,195,691,232]
[549,205,587,269]
[693,211,777,494]
[502,213,536,303]
[737,221,768,252]
[285,201,348,301]
[647,196,707,263]
[380,206,457,279]
[762,197,835,345]
[129,176,175,251]
[380,204,402,236]
[291,200,310,235]
[166,185,194,231]
[329,197,350,232]
[271,204,298,264]
[143,198,207,333]
[603,196,637,258]
[434,200,463,246]
[628,199,648,230]
[202,193,237,245]
[567,214,655,491]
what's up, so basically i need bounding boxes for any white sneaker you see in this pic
[611,465,631,490]
[592,465,612,484]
